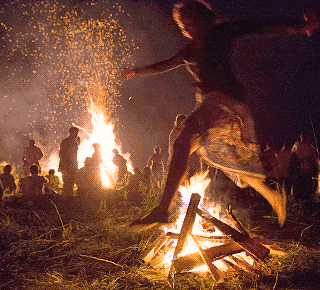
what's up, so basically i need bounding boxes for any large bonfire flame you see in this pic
[75,102,133,189]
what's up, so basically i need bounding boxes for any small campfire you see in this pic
[140,173,284,282]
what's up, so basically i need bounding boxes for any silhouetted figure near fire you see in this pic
[127,167,144,206]
[90,143,103,187]
[147,147,165,189]
[291,133,318,201]
[45,169,60,194]
[22,139,43,177]
[76,157,100,198]
[276,143,293,195]
[168,114,187,156]
[19,164,48,196]
[122,0,318,228]
[58,127,80,196]
[260,143,279,188]
[0,164,17,195]
[142,166,152,193]
[112,149,127,186]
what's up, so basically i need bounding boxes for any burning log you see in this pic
[169,193,201,275]
[171,242,244,273]
[140,193,273,281]
[196,208,270,261]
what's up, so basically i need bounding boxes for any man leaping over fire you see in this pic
[122,0,319,229]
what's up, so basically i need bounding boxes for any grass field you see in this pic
[0,182,320,290]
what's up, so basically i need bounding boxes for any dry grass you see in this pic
[0,187,320,289]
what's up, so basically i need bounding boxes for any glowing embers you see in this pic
[76,104,131,189]
[140,194,270,282]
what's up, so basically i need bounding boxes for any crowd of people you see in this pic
[261,134,319,202]
[0,1,319,232]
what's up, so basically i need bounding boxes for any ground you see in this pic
[0,184,320,290]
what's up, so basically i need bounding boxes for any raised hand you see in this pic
[121,68,136,80]
[302,12,319,37]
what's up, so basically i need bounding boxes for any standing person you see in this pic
[91,143,103,188]
[276,143,293,195]
[260,143,279,187]
[22,139,43,177]
[168,114,187,156]
[147,147,165,189]
[0,164,17,195]
[112,149,128,186]
[142,166,152,193]
[122,0,319,229]
[291,133,319,201]
[58,127,80,196]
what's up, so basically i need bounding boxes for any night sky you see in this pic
[1,0,320,171]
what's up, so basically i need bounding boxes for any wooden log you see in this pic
[226,205,250,238]
[166,232,232,243]
[196,208,270,261]
[140,231,168,263]
[236,237,270,261]
[172,242,244,273]
[196,208,247,242]
[221,258,242,272]
[192,234,223,282]
[229,255,257,273]
[169,193,201,275]
[149,239,176,268]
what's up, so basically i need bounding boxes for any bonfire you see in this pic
[139,172,286,282]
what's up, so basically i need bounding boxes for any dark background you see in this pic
[1,0,320,170]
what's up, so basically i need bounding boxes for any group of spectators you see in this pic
[261,133,319,202]
[0,120,318,211]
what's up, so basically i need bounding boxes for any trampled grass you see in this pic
[0,187,320,290]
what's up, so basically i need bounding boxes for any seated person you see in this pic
[0,164,17,195]
[19,164,48,196]
[45,169,60,194]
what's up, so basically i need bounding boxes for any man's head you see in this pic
[300,132,309,142]
[48,169,55,175]
[92,143,100,151]
[154,146,161,154]
[173,0,219,39]
[112,148,119,155]
[3,164,12,174]
[30,164,39,175]
[69,126,79,138]
[29,139,36,147]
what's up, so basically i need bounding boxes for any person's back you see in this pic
[112,149,127,183]
[0,165,17,194]
[127,167,142,192]
[276,145,292,178]
[293,139,318,175]
[22,140,43,176]
[20,165,47,196]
